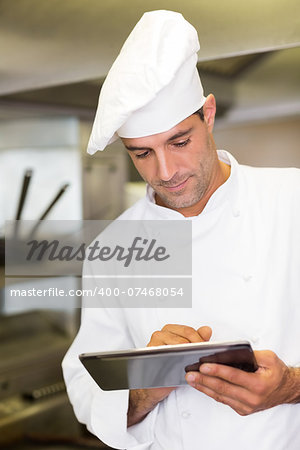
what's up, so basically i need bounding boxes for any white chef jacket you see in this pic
[62,151,300,450]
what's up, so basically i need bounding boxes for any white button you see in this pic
[243,274,252,282]
[233,209,240,217]
[181,411,191,419]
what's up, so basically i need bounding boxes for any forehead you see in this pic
[121,113,201,148]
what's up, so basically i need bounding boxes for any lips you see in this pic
[163,177,189,192]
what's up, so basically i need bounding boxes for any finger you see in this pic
[188,382,253,416]
[161,324,205,343]
[185,371,259,408]
[254,350,278,368]
[148,330,190,346]
[197,326,212,341]
[198,363,258,391]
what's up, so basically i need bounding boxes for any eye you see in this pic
[135,151,149,159]
[173,138,190,148]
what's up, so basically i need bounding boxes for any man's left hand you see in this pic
[185,350,299,415]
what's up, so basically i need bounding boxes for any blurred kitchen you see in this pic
[0,0,299,449]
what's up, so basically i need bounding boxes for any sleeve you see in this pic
[62,259,159,449]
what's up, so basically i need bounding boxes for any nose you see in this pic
[155,150,177,182]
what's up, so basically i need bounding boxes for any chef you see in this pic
[62,10,300,450]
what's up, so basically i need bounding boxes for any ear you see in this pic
[203,94,216,133]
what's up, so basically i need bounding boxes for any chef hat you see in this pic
[87,10,205,154]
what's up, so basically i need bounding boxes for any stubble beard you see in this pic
[153,148,217,209]
[154,169,211,209]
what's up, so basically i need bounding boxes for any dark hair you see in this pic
[193,106,204,121]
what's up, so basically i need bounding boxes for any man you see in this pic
[62,10,300,450]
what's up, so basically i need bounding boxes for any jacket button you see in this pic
[243,274,252,282]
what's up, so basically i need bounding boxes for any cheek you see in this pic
[177,152,197,171]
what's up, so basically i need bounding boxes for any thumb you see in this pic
[197,326,212,342]
[254,350,278,369]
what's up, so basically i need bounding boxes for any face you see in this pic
[122,111,220,213]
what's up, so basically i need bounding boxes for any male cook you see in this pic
[63,10,300,450]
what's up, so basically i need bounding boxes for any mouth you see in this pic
[163,177,189,192]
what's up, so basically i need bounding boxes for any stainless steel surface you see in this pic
[0,0,299,95]
[82,143,127,220]
[0,312,69,391]
[0,311,80,445]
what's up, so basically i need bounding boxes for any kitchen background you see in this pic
[0,0,299,448]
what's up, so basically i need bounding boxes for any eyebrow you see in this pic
[167,127,193,142]
[124,127,194,152]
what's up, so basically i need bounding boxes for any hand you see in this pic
[143,324,211,411]
[147,324,212,346]
[185,350,296,416]
[128,324,212,427]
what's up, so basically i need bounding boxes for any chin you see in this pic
[162,195,197,209]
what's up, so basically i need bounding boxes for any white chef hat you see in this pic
[87,10,205,154]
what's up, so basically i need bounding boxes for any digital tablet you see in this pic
[79,340,258,391]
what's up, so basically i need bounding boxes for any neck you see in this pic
[155,160,231,217]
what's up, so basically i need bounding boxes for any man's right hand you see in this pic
[147,324,212,347]
[127,324,212,427]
